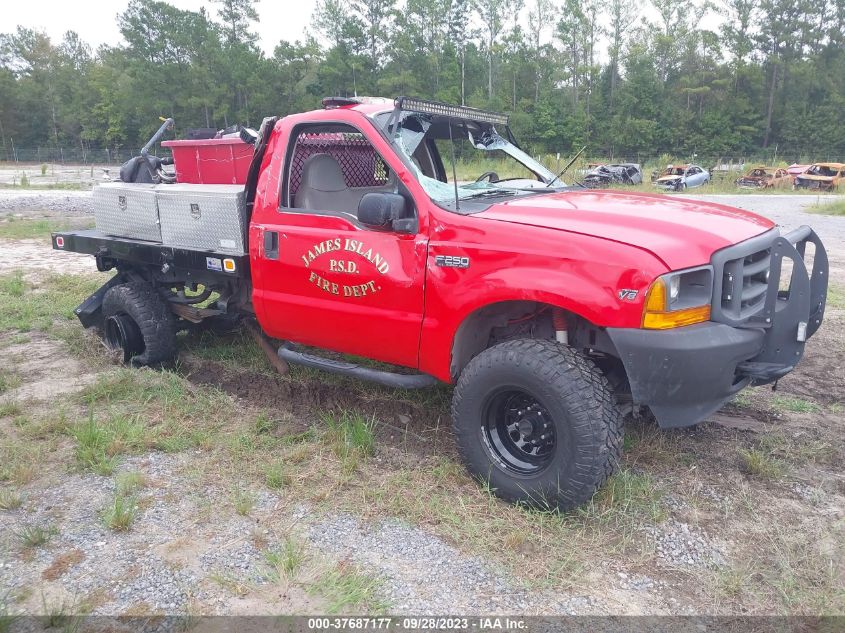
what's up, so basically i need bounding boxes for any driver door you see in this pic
[252,122,429,369]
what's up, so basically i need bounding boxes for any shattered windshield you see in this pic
[376,112,559,208]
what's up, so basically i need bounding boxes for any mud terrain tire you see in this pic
[451,339,623,510]
[102,282,177,367]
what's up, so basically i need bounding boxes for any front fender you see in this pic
[417,230,667,382]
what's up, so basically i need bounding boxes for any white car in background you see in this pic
[653,164,710,191]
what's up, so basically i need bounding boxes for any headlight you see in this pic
[642,266,713,329]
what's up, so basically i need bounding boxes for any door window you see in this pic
[283,124,395,220]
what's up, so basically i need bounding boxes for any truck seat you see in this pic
[293,153,394,216]
[294,154,361,214]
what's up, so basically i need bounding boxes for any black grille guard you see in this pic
[734,225,828,384]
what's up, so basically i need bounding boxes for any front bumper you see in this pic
[608,226,828,428]
[655,180,682,190]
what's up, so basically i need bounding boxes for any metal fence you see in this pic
[1,147,151,165]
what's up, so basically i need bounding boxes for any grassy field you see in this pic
[2,268,844,614]
[0,217,94,241]
[452,155,843,196]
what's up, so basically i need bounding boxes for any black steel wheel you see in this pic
[483,389,556,474]
[103,313,145,363]
[452,339,623,510]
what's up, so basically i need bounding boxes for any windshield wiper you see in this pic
[462,187,522,199]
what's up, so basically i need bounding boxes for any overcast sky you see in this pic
[3,0,320,54]
[5,0,725,62]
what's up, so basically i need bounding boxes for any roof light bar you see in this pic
[395,96,509,126]
[322,96,360,109]
[322,96,394,109]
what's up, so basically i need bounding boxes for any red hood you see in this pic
[479,190,774,270]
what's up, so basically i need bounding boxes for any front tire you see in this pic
[451,339,623,510]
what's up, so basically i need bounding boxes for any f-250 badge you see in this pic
[435,255,470,269]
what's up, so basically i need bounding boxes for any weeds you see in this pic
[67,410,143,475]
[208,573,250,597]
[739,448,786,479]
[101,494,138,531]
[0,591,16,633]
[0,272,104,333]
[16,523,57,548]
[0,369,20,395]
[264,537,308,582]
[309,562,387,614]
[0,439,47,484]
[0,489,22,510]
[579,469,666,526]
[40,591,89,628]
[254,412,277,434]
[231,485,255,516]
[772,396,820,414]
[78,369,233,452]
[115,470,145,496]
[264,461,292,490]
[0,401,22,418]
[825,284,845,310]
[808,199,845,216]
[322,410,376,472]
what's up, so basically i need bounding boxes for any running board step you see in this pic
[278,344,437,389]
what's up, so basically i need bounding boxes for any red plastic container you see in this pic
[161,137,252,185]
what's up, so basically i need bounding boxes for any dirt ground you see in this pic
[0,191,843,618]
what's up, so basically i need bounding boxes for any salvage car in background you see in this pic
[787,164,810,178]
[793,163,844,191]
[736,166,791,189]
[583,163,643,188]
[654,164,710,191]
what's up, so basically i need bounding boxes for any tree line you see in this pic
[1,0,843,162]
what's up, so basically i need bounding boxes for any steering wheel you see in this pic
[476,171,499,183]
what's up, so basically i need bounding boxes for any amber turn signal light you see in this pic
[642,278,711,329]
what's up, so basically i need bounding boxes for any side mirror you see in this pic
[357,192,408,230]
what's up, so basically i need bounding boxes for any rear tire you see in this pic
[451,339,623,510]
[102,282,177,367]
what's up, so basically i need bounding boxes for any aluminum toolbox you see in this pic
[93,183,161,242]
[156,184,247,255]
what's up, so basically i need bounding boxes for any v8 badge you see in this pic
[618,289,639,301]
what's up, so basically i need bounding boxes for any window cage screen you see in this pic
[289,132,390,198]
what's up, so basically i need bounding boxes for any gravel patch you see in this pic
[0,190,92,217]
[645,519,726,569]
[306,514,596,615]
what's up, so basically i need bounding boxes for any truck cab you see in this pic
[53,97,829,510]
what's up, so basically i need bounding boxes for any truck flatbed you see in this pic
[52,229,249,282]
